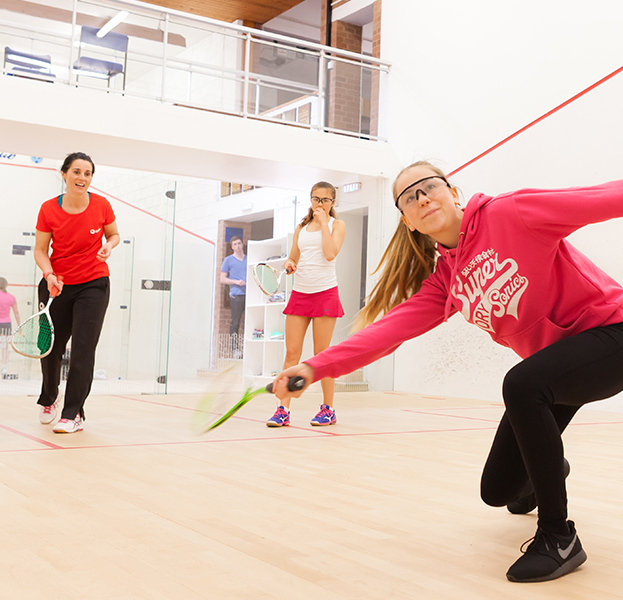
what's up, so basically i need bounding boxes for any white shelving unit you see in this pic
[243,235,293,388]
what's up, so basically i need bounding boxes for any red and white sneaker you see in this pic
[39,395,61,425]
[53,415,84,434]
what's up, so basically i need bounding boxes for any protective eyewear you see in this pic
[395,176,451,211]
[311,196,334,205]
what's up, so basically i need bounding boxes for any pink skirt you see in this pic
[283,286,344,318]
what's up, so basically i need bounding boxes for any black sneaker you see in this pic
[507,458,570,515]
[506,520,587,582]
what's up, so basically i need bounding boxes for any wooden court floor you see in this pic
[1,389,623,599]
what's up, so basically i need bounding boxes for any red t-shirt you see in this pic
[36,193,116,285]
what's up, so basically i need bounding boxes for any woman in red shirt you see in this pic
[34,152,119,433]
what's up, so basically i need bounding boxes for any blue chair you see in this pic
[4,47,56,81]
[73,25,128,89]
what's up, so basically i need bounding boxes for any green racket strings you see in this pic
[255,265,279,294]
[14,314,53,357]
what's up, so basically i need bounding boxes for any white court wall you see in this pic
[379,0,623,400]
[6,1,623,398]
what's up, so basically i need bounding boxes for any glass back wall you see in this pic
[0,155,215,396]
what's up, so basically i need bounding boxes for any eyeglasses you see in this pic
[395,176,451,212]
[311,196,334,205]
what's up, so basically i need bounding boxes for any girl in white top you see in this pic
[266,182,346,427]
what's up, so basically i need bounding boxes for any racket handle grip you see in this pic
[266,375,306,394]
[50,275,64,298]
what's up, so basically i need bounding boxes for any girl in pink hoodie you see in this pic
[273,161,623,583]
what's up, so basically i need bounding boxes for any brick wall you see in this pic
[370,0,382,138]
[320,0,382,137]
[328,20,363,133]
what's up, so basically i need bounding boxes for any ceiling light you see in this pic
[343,182,362,193]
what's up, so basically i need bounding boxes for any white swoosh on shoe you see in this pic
[557,533,577,560]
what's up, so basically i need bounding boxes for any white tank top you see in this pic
[293,217,339,294]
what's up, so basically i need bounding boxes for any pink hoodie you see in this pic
[306,181,623,381]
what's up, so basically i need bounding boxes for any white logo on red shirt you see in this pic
[90,228,101,235]
[452,251,529,333]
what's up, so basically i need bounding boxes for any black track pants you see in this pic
[480,321,623,532]
[37,277,110,420]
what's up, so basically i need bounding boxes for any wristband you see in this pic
[43,271,55,280]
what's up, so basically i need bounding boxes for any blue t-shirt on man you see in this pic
[221,254,247,297]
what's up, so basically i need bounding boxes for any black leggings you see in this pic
[481,321,623,532]
[37,277,110,420]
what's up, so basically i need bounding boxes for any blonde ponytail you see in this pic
[354,221,436,329]
[354,160,450,329]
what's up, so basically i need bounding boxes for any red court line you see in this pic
[90,186,215,246]
[60,417,623,449]
[0,432,341,453]
[235,415,340,434]
[0,425,500,453]
[402,409,501,424]
[54,433,339,450]
[563,420,623,427]
[111,394,339,434]
[325,425,498,438]
[114,394,198,411]
[0,162,215,246]
[402,405,503,411]
[114,394,623,433]
[0,448,54,453]
[0,162,56,171]
[0,424,63,449]
[1,414,622,453]
[448,64,623,176]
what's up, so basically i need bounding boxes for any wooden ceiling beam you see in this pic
[140,0,306,25]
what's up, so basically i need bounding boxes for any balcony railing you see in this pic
[1,0,390,141]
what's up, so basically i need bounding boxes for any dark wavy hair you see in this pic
[61,152,95,175]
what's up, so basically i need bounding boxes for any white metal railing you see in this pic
[1,0,390,140]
